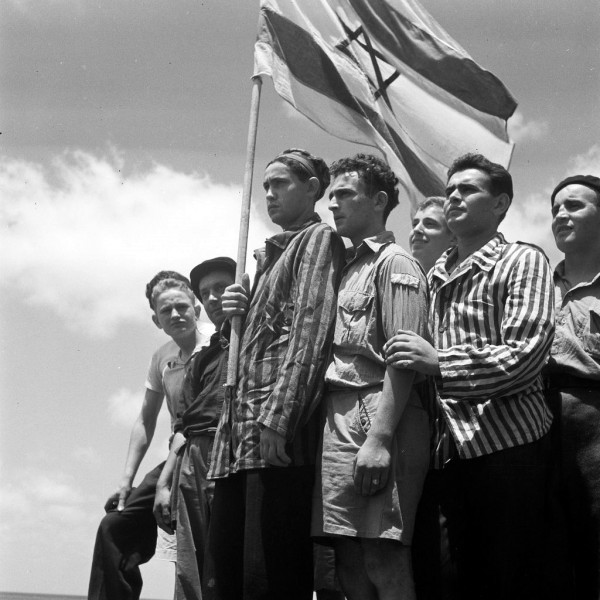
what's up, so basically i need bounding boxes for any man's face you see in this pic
[153,288,198,342]
[263,161,315,230]
[328,171,380,243]
[197,270,234,328]
[444,168,502,237]
[552,184,600,253]
[410,204,455,271]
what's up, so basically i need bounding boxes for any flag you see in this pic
[254,0,517,206]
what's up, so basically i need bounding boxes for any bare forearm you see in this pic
[368,367,415,443]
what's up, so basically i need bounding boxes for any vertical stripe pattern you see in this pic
[429,234,555,460]
[208,215,345,478]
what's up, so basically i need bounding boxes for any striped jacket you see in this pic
[430,233,555,461]
[208,214,345,477]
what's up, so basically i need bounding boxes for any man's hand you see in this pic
[153,485,174,534]
[104,481,133,512]
[384,329,441,376]
[221,274,251,318]
[259,427,291,467]
[353,435,391,496]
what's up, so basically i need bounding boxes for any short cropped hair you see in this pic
[417,196,446,212]
[145,270,191,309]
[447,153,513,201]
[330,153,400,222]
[150,279,196,311]
[267,148,330,201]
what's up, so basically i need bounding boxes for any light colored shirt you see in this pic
[325,231,429,388]
[547,261,600,380]
[429,233,555,461]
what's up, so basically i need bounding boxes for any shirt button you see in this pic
[438,325,447,333]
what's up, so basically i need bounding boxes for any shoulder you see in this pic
[151,339,180,368]
[297,221,345,254]
[509,240,551,261]
[380,243,424,273]
[377,244,427,288]
[500,240,552,270]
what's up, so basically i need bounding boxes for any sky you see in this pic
[1,0,598,597]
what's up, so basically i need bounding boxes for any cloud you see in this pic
[107,387,145,427]
[567,144,600,174]
[106,386,172,464]
[0,150,273,338]
[500,143,600,266]
[508,111,549,143]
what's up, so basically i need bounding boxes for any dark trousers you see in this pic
[555,387,600,599]
[438,436,550,600]
[204,466,315,600]
[88,463,163,600]
[412,469,457,600]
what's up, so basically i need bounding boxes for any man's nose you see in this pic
[554,205,568,220]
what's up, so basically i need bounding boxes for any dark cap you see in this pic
[551,174,600,204]
[189,257,236,300]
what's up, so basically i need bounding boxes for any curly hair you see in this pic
[145,270,191,309]
[267,148,330,200]
[330,153,399,222]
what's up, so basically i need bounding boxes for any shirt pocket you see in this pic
[337,290,375,349]
[583,309,600,358]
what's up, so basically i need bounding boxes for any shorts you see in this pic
[312,385,429,544]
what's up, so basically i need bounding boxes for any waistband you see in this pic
[546,373,600,390]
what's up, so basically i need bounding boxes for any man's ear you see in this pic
[493,193,511,219]
[307,176,320,200]
[374,190,388,214]
[195,304,201,320]
[152,313,162,330]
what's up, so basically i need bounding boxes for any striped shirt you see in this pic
[429,233,555,462]
[208,214,345,478]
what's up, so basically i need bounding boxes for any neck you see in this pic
[455,229,497,263]
[282,207,314,231]
[176,329,201,361]
[563,248,600,285]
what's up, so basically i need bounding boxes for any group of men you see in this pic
[87,148,600,600]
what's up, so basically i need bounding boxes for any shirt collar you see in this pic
[267,213,322,250]
[431,232,506,282]
[348,230,395,262]
[554,259,600,290]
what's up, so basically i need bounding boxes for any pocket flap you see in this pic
[338,290,374,312]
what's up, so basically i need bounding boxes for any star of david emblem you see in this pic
[334,19,400,110]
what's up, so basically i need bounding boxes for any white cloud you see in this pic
[567,144,600,174]
[500,190,562,266]
[107,387,144,427]
[500,142,600,267]
[0,150,273,338]
[106,386,172,464]
[508,111,549,143]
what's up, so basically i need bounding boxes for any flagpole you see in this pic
[226,75,262,389]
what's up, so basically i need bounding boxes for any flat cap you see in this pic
[551,174,600,204]
[189,257,236,300]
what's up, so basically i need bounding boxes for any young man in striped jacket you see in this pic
[205,149,346,600]
[385,153,555,600]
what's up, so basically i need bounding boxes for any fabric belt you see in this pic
[546,373,600,391]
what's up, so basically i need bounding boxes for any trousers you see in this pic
[88,462,163,600]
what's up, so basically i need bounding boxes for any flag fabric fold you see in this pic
[254,0,517,207]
